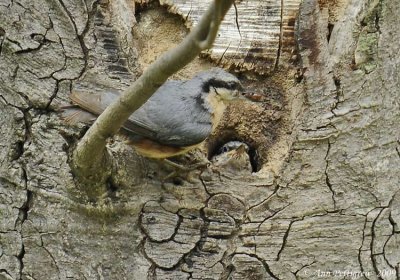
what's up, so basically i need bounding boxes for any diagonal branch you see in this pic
[71,0,235,186]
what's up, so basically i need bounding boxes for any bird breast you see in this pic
[204,92,227,131]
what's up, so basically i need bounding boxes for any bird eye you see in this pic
[217,145,230,154]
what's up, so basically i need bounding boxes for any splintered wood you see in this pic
[153,0,302,74]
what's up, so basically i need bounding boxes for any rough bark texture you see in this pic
[0,0,399,280]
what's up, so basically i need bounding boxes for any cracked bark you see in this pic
[0,0,399,279]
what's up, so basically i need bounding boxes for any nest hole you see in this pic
[207,131,260,172]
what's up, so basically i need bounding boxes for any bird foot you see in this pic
[162,159,209,183]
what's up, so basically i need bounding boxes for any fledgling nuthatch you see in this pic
[63,68,249,159]
[212,141,253,173]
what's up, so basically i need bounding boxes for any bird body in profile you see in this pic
[63,68,245,159]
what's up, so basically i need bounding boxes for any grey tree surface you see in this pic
[0,0,399,279]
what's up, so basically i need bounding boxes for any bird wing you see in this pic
[69,81,212,147]
[125,81,212,147]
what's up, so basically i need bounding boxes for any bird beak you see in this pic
[236,144,248,154]
[241,91,263,102]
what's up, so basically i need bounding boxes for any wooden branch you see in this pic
[71,0,235,185]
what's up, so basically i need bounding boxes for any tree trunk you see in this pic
[0,0,399,279]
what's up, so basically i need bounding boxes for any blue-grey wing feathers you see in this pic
[126,80,212,146]
[69,79,212,147]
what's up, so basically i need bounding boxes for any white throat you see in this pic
[204,89,228,131]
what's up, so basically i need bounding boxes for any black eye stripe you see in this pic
[202,79,240,92]
[212,86,220,95]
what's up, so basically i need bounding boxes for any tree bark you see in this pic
[0,0,399,279]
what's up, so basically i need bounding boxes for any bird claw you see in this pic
[162,159,209,184]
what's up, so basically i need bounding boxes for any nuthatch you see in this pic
[212,141,253,173]
[63,68,249,159]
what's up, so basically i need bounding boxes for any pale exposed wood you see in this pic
[154,0,302,74]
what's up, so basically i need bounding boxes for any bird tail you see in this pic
[69,90,119,115]
[60,106,97,125]
[60,90,119,125]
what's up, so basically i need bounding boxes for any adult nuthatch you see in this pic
[63,68,249,159]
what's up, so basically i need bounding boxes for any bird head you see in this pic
[212,141,252,173]
[193,68,250,131]
[196,68,245,102]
